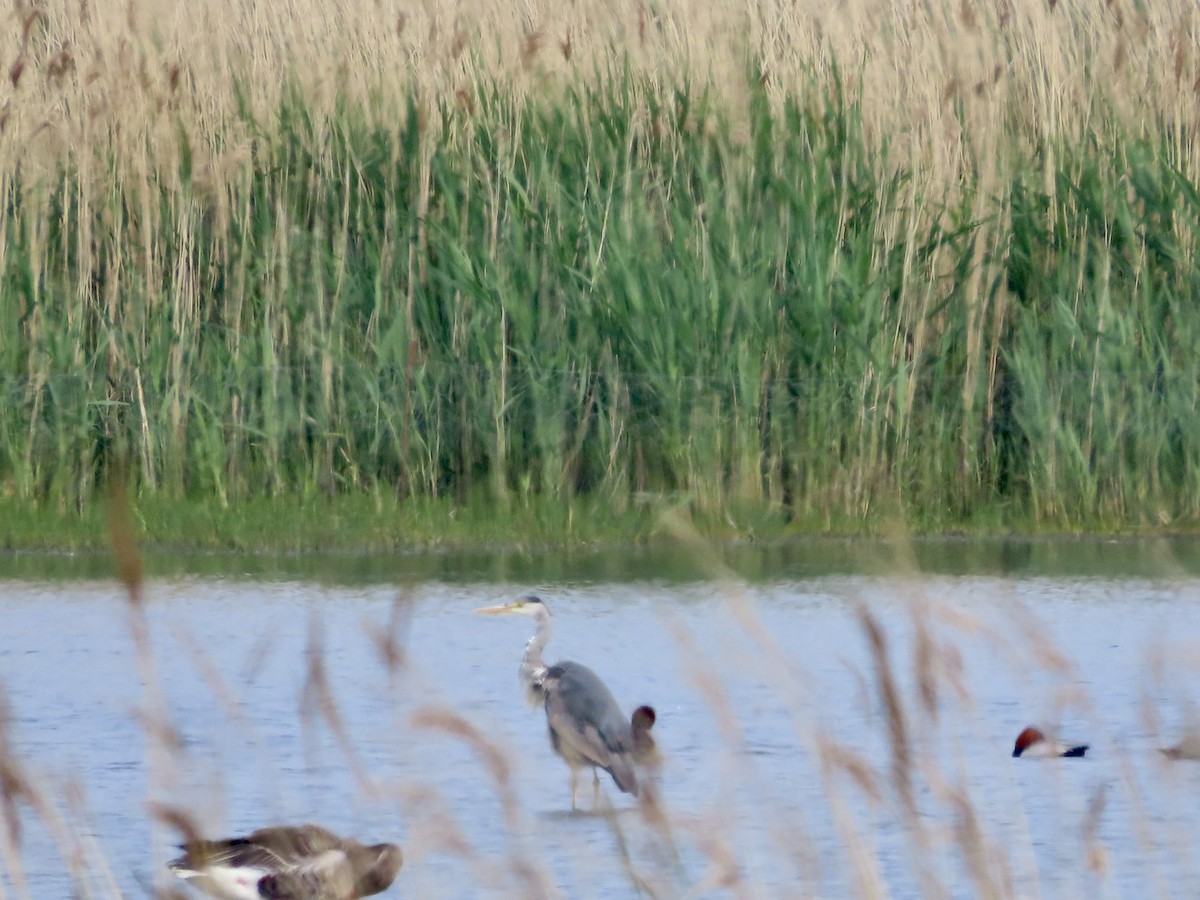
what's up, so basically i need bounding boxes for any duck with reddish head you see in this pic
[1012,725,1088,759]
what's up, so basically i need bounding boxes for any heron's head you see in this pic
[475,594,549,617]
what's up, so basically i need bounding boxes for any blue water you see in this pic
[2,546,1200,897]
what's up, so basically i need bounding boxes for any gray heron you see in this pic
[167,823,402,899]
[477,594,658,808]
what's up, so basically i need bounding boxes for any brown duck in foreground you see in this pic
[167,823,401,899]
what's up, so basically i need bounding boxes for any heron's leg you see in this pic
[591,768,602,805]
[569,768,580,810]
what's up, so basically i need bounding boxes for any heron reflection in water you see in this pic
[477,594,659,809]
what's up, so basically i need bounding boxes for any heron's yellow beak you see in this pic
[475,602,514,615]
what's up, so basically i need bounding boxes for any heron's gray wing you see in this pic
[543,662,638,794]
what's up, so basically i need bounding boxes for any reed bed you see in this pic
[1,0,1200,540]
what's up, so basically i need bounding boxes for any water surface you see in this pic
[2,539,1199,897]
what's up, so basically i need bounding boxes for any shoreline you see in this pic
[3,495,1200,583]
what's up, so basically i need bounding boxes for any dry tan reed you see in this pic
[2,0,1198,190]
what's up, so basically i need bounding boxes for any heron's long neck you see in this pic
[519,608,551,703]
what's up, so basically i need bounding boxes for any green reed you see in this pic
[2,71,1199,545]
[1005,138,1200,528]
